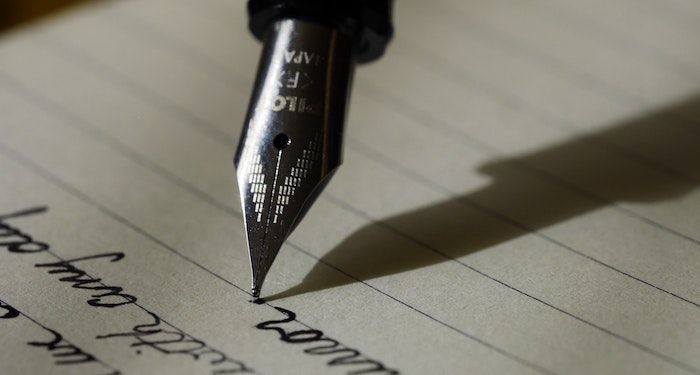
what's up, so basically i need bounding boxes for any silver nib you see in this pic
[235,18,354,298]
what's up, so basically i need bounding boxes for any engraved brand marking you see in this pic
[278,71,313,89]
[283,50,324,66]
[272,135,321,224]
[270,95,317,115]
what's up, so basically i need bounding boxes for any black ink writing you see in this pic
[1,206,253,373]
[0,300,20,319]
[28,327,97,365]
[1,208,136,308]
[257,307,399,375]
[0,206,50,254]
[98,311,253,374]
[35,252,137,308]
[0,298,118,373]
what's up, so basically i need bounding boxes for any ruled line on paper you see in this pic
[533,0,700,79]
[1,18,696,375]
[393,3,700,124]
[436,0,700,141]
[349,85,700,305]
[534,0,700,79]
[427,0,700,151]
[345,136,700,308]
[357,21,700,245]
[421,1,678,111]
[384,41,700,218]
[389,33,700,176]
[434,0,700,93]
[628,0,700,30]
[284,241,558,375]
[355,83,700,246]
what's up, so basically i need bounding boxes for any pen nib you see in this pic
[234,18,354,297]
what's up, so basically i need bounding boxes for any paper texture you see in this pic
[0,0,698,374]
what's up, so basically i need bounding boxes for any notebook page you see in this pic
[0,0,698,374]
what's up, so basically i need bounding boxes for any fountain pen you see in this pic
[235,0,393,297]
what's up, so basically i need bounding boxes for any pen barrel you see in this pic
[247,0,393,63]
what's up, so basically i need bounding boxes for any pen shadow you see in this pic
[266,95,700,301]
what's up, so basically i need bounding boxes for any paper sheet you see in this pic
[0,0,699,374]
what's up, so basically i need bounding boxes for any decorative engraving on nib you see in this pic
[272,134,321,224]
[247,153,267,222]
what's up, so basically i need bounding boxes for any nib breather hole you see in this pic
[273,133,291,150]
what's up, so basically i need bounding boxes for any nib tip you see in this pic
[251,284,261,298]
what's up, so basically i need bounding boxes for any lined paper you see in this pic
[0,0,698,374]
